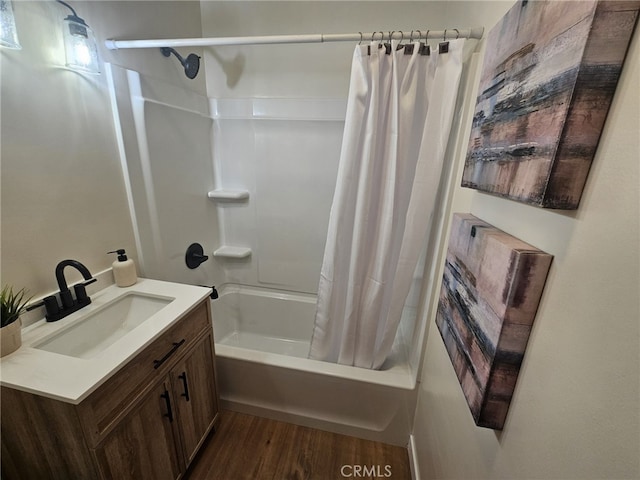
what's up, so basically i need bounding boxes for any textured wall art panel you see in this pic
[436,214,553,429]
[462,0,639,209]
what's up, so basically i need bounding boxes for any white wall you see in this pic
[1,1,204,303]
[200,1,484,98]
[412,3,640,479]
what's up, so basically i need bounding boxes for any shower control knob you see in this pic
[185,243,209,269]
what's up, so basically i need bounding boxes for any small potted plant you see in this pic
[1,285,32,357]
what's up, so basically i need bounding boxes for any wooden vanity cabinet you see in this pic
[95,333,218,479]
[95,377,182,480]
[170,333,219,466]
[0,299,220,480]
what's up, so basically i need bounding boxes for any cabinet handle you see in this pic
[153,339,186,369]
[160,389,174,422]
[178,372,190,402]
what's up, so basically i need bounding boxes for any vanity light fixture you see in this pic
[0,0,21,50]
[57,0,100,74]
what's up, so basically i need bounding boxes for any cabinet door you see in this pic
[171,334,219,466]
[95,379,182,480]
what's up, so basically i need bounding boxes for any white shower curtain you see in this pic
[309,38,465,369]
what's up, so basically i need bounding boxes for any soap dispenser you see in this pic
[108,249,137,287]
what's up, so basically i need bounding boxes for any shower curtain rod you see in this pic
[105,27,484,50]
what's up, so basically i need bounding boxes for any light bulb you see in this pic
[63,16,100,74]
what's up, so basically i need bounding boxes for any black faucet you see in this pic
[27,259,97,322]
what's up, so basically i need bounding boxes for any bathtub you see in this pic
[211,283,418,446]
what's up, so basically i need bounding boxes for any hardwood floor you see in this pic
[186,410,411,480]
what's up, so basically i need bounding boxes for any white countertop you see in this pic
[0,279,211,405]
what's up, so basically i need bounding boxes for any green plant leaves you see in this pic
[1,285,32,328]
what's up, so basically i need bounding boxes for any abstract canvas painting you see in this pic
[436,214,552,429]
[462,0,639,209]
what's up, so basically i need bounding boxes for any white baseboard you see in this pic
[408,434,421,480]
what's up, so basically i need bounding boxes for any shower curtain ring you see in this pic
[396,31,405,50]
[443,29,448,41]
[425,30,430,41]
[454,28,460,39]
[359,32,363,45]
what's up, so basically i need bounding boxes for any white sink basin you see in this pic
[34,293,173,359]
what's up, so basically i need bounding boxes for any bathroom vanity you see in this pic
[0,279,219,480]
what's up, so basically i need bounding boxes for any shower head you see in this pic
[160,47,200,79]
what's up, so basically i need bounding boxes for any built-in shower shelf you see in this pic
[207,189,250,201]
[213,246,252,258]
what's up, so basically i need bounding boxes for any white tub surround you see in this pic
[212,283,418,446]
[0,279,211,404]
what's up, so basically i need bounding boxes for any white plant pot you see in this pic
[0,318,22,357]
